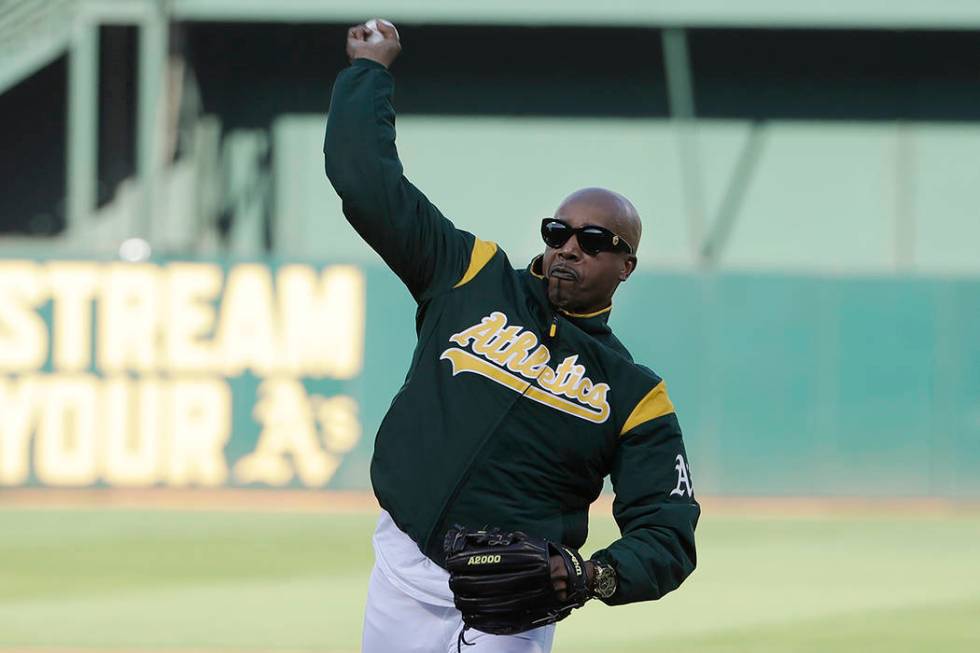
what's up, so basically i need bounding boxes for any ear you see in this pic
[620,255,637,282]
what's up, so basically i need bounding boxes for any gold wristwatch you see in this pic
[589,559,617,599]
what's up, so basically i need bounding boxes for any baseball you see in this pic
[365,19,394,44]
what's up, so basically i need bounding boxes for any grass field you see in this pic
[1,501,979,652]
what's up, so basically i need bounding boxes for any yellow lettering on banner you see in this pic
[165,263,220,372]
[316,395,361,453]
[0,375,41,485]
[168,378,230,486]
[215,264,279,376]
[103,377,162,486]
[0,261,48,372]
[98,263,161,372]
[47,262,99,372]
[278,265,365,378]
[35,375,99,486]
[235,378,336,486]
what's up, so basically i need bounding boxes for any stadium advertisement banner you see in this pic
[3,258,978,497]
[0,259,375,490]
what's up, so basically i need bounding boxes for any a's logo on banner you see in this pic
[235,379,360,486]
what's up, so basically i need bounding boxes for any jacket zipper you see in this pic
[424,311,560,559]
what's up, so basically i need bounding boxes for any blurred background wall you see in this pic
[1,0,978,497]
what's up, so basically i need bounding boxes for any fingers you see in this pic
[345,21,402,68]
[347,25,368,42]
[549,554,567,579]
[374,19,398,39]
[549,553,569,599]
[552,578,568,602]
[346,24,372,62]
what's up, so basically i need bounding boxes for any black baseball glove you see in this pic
[443,525,590,636]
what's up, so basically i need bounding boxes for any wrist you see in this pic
[584,560,596,592]
[352,55,389,70]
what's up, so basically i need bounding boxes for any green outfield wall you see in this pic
[0,258,977,497]
[275,117,980,275]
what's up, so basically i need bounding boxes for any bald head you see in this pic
[556,187,642,254]
[540,187,641,314]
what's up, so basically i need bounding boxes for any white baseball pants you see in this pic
[361,549,555,653]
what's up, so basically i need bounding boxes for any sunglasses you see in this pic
[540,218,634,256]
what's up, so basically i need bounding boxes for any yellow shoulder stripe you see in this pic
[454,238,498,288]
[620,381,675,436]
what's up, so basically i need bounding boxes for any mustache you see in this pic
[548,263,579,281]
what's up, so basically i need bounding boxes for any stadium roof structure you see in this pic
[168,0,980,30]
[4,0,980,258]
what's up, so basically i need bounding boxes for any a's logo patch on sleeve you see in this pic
[669,454,695,498]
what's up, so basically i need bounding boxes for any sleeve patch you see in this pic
[454,238,498,288]
[620,381,675,436]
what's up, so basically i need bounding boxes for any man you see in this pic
[324,20,699,653]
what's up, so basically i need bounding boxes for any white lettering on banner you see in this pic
[165,263,222,372]
[98,264,162,372]
[278,265,365,378]
[0,261,365,377]
[0,372,361,488]
[0,260,367,488]
[0,375,238,487]
[47,262,99,372]
[0,375,41,485]
[669,454,694,498]
[169,379,232,486]
[35,375,99,486]
[103,377,163,487]
[216,264,279,376]
[0,261,48,372]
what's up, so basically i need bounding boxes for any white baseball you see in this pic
[365,19,393,44]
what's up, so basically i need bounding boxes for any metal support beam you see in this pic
[661,27,707,266]
[662,28,696,119]
[137,2,168,242]
[894,124,916,271]
[701,123,767,264]
[66,17,99,239]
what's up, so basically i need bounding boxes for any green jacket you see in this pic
[324,58,699,606]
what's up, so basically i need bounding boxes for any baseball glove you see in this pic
[443,525,590,636]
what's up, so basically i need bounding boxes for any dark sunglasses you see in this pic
[540,218,634,256]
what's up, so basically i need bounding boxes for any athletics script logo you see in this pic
[440,311,611,424]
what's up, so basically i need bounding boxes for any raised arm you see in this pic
[324,21,477,301]
[589,386,700,605]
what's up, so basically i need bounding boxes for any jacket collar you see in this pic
[527,255,613,336]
